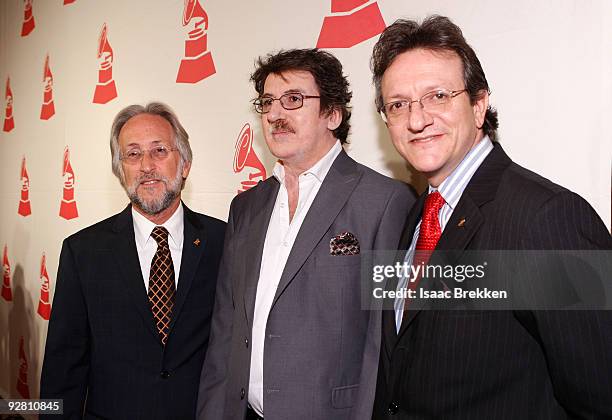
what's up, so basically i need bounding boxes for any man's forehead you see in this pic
[382,48,464,95]
[263,70,317,94]
[118,114,173,145]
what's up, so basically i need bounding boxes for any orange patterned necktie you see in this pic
[148,226,176,345]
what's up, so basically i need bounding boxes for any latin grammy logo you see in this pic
[59,146,79,220]
[93,23,118,104]
[40,54,56,120]
[1,244,12,302]
[233,123,267,194]
[21,0,35,37]
[4,77,15,133]
[18,157,32,217]
[316,0,385,48]
[37,253,51,320]
[176,0,216,83]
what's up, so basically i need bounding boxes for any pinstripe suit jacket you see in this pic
[374,143,612,419]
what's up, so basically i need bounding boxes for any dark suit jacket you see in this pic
[40,203,225,420]
[197,150,415,420]
[374,144,612,419]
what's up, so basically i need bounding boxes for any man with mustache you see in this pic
[371,16,612,418]
[40,102,226,419]
[197,49,415,420]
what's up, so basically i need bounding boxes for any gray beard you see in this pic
[125,168,183,216]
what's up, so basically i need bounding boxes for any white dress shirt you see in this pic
[132,204,184,291]
[394,136,494,331]
[248,141,342,416]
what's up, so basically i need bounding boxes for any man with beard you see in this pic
[40,102,226,420]
[197,49,415,420]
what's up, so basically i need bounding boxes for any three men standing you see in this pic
[197,49,414,420]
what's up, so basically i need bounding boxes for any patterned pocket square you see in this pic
[330,232,360,256]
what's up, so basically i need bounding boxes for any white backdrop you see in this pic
[0,0,610,402]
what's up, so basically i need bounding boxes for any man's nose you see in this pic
[266,99,285,123]
[139,151,155,172]
[407,102,433,132]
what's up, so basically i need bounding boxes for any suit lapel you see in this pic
[271,151,362,308]
[382,193,425,356]
[393,143,512,344]
[243,179,280,329]
[168,204,207,333]
[111,205,159,342]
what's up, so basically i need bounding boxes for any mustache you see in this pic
[269,120,295,134]
[137,171,168,184]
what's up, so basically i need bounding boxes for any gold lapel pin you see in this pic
[194,238,201,246]
[457,218,466,227]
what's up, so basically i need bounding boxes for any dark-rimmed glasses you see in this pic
[253,92,321,114]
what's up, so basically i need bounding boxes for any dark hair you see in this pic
[371,15,499,141]
[251,49,352,144]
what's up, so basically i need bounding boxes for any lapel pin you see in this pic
[194,238,201,246]
[457,218,466,227]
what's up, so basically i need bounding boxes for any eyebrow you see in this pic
[123,140,166,148]
[261,88,305,97]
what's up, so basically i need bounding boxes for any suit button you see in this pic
[388,401,399,415]
[160,370,170,379]
[245,338,249,348]
[240,388,245,400]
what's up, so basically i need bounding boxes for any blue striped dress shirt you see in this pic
[395,136,494,331]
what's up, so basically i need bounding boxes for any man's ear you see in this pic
[181,160,191,179]
[327,107,342,131]
[473,90,489,129]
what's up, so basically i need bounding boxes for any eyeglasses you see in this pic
[253,92,321,114]
[120,145,178,164]
[380,88,467,125]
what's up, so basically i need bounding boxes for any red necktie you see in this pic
[408,191,446,293]
[416,191,445,252]
[148,226,176,345]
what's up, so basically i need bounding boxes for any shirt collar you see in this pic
[273,140,342,185]
[132,203,184,249]
[428,136,494,210]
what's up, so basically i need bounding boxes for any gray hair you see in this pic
[109,102,193,183]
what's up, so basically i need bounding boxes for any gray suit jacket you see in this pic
[197,150,415,420]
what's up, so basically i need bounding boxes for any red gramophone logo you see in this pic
[21,0,35,37]
[40,54,55,120]
[18,157,32,217]
[37,253,51,320]
[316,0,385,48]
[93,23,118,104]
[233,123,266,194]
[2,245,12,302]
[4,77,15,133]
[176,0,216,83]
[16,336,30,398]
[59,146,78,220]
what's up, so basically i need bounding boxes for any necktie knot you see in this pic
[151,226,169,248]
[423,191,445,216]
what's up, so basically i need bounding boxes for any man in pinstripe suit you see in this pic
[371,16,612,419]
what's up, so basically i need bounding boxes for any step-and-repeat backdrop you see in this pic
[1,0,610,401]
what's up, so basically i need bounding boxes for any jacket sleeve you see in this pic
[40,238,90,419]
[196,201,238,419]
[524,191,612,417]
